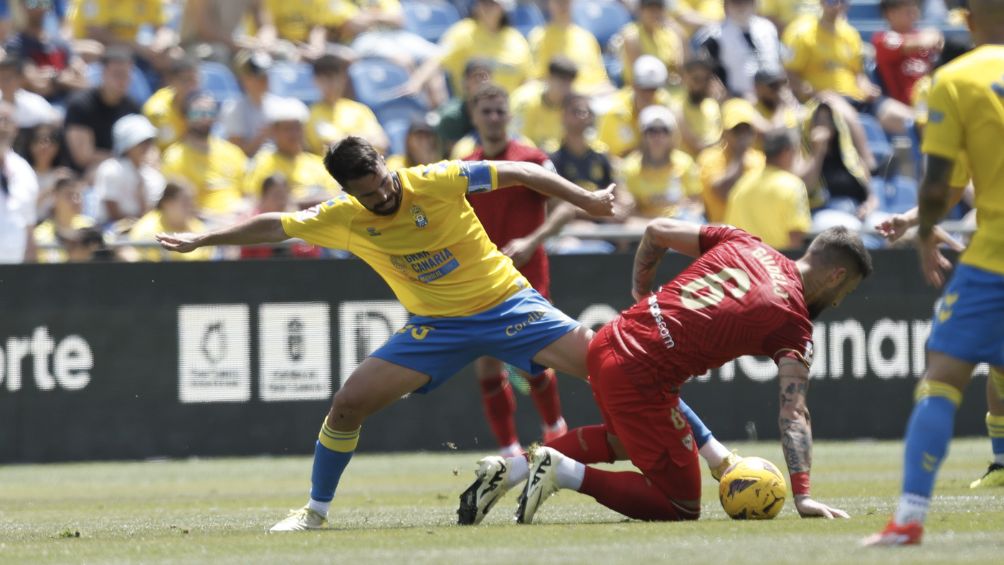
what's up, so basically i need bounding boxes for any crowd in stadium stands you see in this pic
[0,0,978,264]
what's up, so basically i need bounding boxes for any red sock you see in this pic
[526,369,562,427]
[579,467,699,521]
[479,374,518,448]
[544,424,615,464]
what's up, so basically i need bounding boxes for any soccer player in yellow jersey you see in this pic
[156,136,616,532]
[864,0,1004,546]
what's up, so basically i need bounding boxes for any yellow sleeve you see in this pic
[161,145,184,180]
[921,74,964,161]
[846,26,864,74]
[280,196,352,248]
[783,177,812,233]
[782,27,810,74]
[426,160,500,196]
[949,153,970,190]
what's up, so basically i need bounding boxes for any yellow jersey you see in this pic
[782,15,865,100]
[670,91,722,156]
[142,87,186,151]
[922,45,1004,275]
[724,164,811,250]
[759,0,820,29]
[264,0,340,42]
[162,137,248,215]
[620,149,701,218]
[528,23,610,94]
[130,210,212,262]
[281,161,528,317]
[35,215,95,263]
[617,22,683,85]
[510,81,563,153]
[675,0,725,22]
[440,19,532,95]
[597,87,673,157]
[245,149,339,202]
[69,0,165,42]
[696,143,766,223]
[305,98,386,156]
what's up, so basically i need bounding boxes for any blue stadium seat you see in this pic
[603,51,623,88]
[349,57,412,110]
[267,61,320,105]
[86,63,153,105]
[401,0,462,43]
[851,19,886,43]
[847,0,883,22]
[858,112,892,167]
[572,0,632,48]
[876,175,919,214]
[375,97,429,156]
[508,1,546,37]
[199,62,243,104]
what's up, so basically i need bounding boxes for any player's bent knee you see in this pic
[328,388,372,428]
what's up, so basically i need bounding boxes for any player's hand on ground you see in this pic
[794,495,850,519]
[583,184,617,217]
[917,233,954,288]
[156,232,203,253]
[502,236,536,268]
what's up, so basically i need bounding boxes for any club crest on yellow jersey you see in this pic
[411,205,428,229]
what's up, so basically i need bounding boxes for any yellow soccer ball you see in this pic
[718,456,787,520]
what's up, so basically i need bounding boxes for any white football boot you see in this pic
[515,446,563,524]
[268,506,327,532]
[457,455,516,525]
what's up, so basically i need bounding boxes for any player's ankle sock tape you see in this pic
[902,394,957,499]
[318,423,361,453]
[677,399,713,448]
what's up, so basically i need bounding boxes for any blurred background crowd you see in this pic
[0,0,977,264]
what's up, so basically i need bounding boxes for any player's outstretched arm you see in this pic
[156,213,289,253]
[631,219,702,301]
[495,161,616,218]
[777,359,849,519]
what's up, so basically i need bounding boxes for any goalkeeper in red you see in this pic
[461,217,872,523]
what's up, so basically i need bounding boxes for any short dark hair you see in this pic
[547,56,578,80]
[762,128,795,159]
[879,0,918,13]
[157,181,191,210]
[182,90,217,114]
[261,173,288,197]
[463,57,494,78]
[323,136,382,188]
[469,83,509,109]
[0,55,24,74]
[100,46,133,66]
[562,92,590,111]
[807,226,874,279]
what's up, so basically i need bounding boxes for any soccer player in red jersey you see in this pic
[463,83,577,455]
[461,218,872,523]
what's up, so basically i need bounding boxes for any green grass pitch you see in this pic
[1,439,1001,564]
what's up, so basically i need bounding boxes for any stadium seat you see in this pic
[875,174,919,214]
[199,62,243,104]
[86,63,153,105]
[401,0,461,44]
[348,57,413,110]
[572,0,632,48]
[508,1,546,37]
[603,51,623,88]
[858,112,893,168]
[847,0,882,21]
[267,61,321,105]
[375,97,429,156]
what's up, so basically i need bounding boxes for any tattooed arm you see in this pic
[632,219,702,301]
[777,358,850,519]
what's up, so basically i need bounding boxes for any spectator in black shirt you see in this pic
[63,48,140,174]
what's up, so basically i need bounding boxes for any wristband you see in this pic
[790,472,810,496]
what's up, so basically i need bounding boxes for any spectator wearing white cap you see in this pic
[0,100,40,264]
[619,104,703,225]
[598,55,674,158]
[92,113,166,224]
[244,96,339,206]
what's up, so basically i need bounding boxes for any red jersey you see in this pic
[464,140,553,296]
[610,226,814,390]
[872,31,934,105]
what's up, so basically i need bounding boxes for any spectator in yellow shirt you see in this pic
[162,91,249,222]
[725,128,811,250]
[130,181,212,262]
[759,0,820,33]
[405,0,531,106]
[782,0,913,134]
[142,56,200,151]
[671,56,722,157]
[68,0,174,72]
[697,98,767,224]
[385,115,442,171]
[305,50,388,156]
[752,68,803,131]
[598,55,674,158]
[511,56,578,153]
[34,175,95,264]
[617,0,686,85]
[246,97,339,206]
[259,0,331,60]
[620,105,703,224]
[528,0,612,95]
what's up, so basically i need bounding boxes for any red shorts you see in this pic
[586,325,701,503]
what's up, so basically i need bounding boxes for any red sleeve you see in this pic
[872,31,905,100]
[768,327,815,370]
[698,225,755,254]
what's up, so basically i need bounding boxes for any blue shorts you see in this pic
[370,288,581,393]
[927,264,1004,367]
